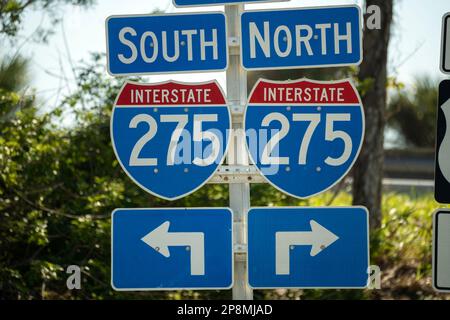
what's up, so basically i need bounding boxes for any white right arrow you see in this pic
[275,220,340,275]
[141,221,205,276]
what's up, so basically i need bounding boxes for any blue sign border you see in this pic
[240,5,363,71]
[111,207,234,291]
[105,11,229,76]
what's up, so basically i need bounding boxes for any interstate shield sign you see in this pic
[245,79,365,199]
[111,81,231,200]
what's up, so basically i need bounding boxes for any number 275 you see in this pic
[128,113,221,167]
[260,112,354,167]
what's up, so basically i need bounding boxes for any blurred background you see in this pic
[1,0,450,300]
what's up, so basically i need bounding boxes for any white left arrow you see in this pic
[276,220,339,275]
[141,221,205,276]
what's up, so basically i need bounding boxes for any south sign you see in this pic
[106,12,228,75]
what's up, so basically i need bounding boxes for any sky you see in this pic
[14,0,450,108]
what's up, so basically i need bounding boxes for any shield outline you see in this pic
[244,78,366,200]
[110,79,232,201]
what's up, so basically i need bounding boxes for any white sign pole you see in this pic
[225,4,253,300]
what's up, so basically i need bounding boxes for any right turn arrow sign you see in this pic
[275,220,340,275]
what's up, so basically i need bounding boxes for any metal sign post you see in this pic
[225,4,253,300]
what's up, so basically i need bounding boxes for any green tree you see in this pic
[387,75,438,148]
[353,0,394,230]
[0,55,28,91]
[0,0,95,122]
[0,55,32,123]
[0,0,94,38]
[0,54,230,299]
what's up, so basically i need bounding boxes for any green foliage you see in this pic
[0,55,33,122]
[0,55,29,92]
[387,76,439,148]
[375,193,440,264]
[367,194,448,300]
[0,53,230,299]
[0,0,94,39]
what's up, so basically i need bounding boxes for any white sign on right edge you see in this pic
[433,210,450,292]
[441,13,450,74]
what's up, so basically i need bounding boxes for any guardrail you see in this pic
[384,148,435,180]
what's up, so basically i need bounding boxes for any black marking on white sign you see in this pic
[435,80,450,204]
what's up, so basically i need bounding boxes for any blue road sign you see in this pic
[106,12,228,76]
[241,5,362,70]
[111,80,231,201]
[173,0,287,7]
[248,207,369,289]
[245,79,364,199]
[112,208,233,290]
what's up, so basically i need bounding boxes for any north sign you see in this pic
[241,5,363,71]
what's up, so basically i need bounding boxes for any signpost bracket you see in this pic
[228,36,240,47]
[209,165,265,184]
[229,103,245,116]
[234,243,247,254]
